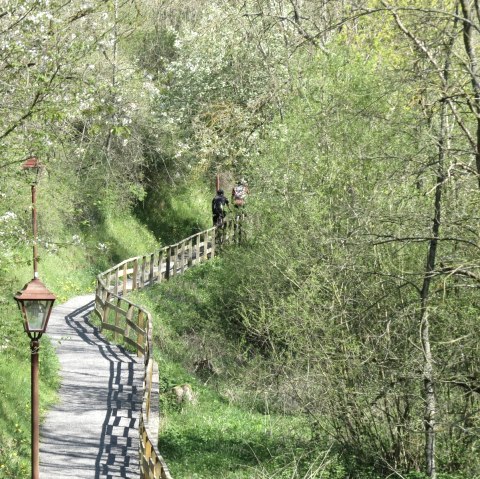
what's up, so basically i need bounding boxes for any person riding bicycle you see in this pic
[212,189,229,227]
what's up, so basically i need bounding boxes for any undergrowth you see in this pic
[128,257,477,479]
[129,263,347,479]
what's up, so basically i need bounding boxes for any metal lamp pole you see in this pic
[32,178,38,279]
[14,157,56,479]
[31,338,40,479]
[28,158,40,479]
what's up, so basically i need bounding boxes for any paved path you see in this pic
[40,295,142,478]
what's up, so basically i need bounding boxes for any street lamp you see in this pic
[14,156,56,479]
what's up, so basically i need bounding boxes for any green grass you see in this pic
[0,308,59,479]
[156,362,314,479]
[100,213,159,263]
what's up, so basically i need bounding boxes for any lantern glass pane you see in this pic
[24,300,49,331]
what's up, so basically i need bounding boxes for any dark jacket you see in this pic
[212,194,229,215]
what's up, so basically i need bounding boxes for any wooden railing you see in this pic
[94,217,243,479]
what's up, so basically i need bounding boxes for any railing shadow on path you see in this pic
[40,296,142,479]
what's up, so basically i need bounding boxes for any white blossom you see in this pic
[0,212,17,222]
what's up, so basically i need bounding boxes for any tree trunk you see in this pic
[459,0,480,188]
[386,6,457,474]
[419,56,452,479]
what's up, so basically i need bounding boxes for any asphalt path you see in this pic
[39,294,142,478]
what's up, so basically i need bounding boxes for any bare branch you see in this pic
[438,266,480,282]
[0,159,25,170]
[371,235,480,251]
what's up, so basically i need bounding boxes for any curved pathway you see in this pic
[39,294,142,478]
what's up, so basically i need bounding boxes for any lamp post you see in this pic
[14,157,56,479]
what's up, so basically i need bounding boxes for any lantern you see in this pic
[14,278,56,339]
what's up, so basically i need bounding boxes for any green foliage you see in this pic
[121,13,480,472]
[136,178,212,244]
[145,1,294,181]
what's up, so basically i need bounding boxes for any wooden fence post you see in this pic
[211,229,216,259]
[203,231,208,261]
[150,253,155,284]
[158,249,164,283]
[165,247,171,280]
[180,241,185,274]
[172,245,178,277]
[145,359,153,419]
[103,292,112,330]
[187,238,192,268]
[102,282,108,304]
[114,268,119,295]
[115,297,122,342]
[229,218,234,243]
[126,303,134,348]
[141,256,146,288]
[133,259,138,291]
[122,263,127,294]
[137,310,145,358]
[195,233,201,265]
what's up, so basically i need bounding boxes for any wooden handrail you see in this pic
[94,216,244,478]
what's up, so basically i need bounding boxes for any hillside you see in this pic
[1,1,480,478]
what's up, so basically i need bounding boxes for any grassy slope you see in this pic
[0,330,59,479]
